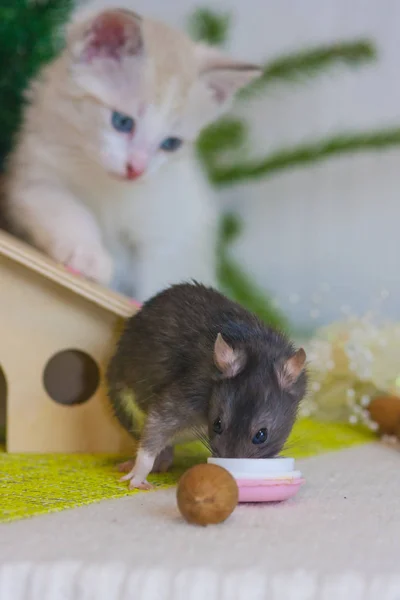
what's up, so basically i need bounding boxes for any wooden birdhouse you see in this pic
[0,229,137,453]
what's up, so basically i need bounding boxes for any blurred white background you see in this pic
[86,0,400,332]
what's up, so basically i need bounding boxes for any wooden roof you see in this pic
[0,230,137,319]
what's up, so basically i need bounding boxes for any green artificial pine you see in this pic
[0,0,73,169]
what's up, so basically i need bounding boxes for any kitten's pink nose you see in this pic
[126,151,148,180]
[126,164,144,180]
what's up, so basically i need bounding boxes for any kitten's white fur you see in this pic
[4,5,260,300]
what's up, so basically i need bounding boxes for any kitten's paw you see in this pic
[66,245,113,285]
[50,240,113,285]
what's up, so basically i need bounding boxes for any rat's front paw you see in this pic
[120,470,154,491]
[133,480,154,491]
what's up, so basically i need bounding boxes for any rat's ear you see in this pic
[196,44,262,105]
[276,348,307,390]
[68,9,143,63]
[214,333,246,378]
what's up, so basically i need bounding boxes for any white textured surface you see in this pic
[1,564,400,600]
[1,443,400,598]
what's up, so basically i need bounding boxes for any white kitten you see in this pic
[4,7,260,301]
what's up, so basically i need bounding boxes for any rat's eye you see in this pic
[213,418,223,434]
[112,111,135,134]
[160,137,183,152]
[252,428,268,445]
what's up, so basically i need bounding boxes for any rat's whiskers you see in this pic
[191,425,212,454]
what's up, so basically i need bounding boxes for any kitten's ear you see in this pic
[69,9,143,62]
[196,44,262,105]
[276,348,307,390]
[214,333,246,378]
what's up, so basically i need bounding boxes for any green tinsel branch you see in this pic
[188,8,231,46]
[217,215,289,331]
[203,128,400,186]
[199,122,291,327]
[197,118,245,157]
[241,40,375,98]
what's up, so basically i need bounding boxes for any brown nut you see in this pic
[177,463,238,526]
[367,395,400,435]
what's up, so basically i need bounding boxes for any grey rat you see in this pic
[107,282,307,489]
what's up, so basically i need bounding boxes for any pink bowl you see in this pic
[237,478,305,503]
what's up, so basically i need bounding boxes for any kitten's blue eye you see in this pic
[112,111,134,133]
[252,428,268,445]
[160,137,182,152]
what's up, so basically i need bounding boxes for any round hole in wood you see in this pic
[43,350,100,406]
[0,365,6,444]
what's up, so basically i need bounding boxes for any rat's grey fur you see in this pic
[107,282,307,473]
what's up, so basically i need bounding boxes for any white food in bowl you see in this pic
[208,457,296,477]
